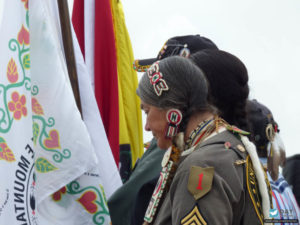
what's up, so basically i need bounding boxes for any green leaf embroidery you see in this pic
[100,184,107,203]
[33,123,39,145]
[0,137,5,143]
[23,54,30,69]
[35,157,57,173]
[26,11,29,28]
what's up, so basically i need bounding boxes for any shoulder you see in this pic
[179,130,247,172]
[171,131,248,200]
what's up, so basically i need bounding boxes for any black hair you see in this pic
[190,49,250,131]
[246,99,279,157]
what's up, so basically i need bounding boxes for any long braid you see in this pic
[190,49,250,132]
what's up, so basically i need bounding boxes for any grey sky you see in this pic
[121,0,300,157]
[1,0,299,157]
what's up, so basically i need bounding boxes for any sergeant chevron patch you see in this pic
[181,205,207,225]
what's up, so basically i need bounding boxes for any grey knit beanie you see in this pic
[137,56,208,131]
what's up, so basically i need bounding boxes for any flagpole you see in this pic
[57,0,82,117]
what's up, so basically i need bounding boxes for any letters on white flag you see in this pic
[0,0,120,224]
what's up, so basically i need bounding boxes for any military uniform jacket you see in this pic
[153,130,263,225]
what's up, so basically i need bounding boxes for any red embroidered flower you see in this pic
[21,0,28,10]
[52,186,67,202]
[8,92,27,120]
[17,25,30,45]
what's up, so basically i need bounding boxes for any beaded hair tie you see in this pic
[147,61,169,96]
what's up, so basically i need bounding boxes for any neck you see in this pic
[184,111,215,142]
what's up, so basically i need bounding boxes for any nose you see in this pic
[144,121,151,131]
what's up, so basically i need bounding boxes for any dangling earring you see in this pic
[165,109,182,138]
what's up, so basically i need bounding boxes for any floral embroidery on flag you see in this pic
[7,58,19,83]
[21,0,28,10]
[68,182,110,224]
[31,97,44,115]
[1,22,72,170]
[35,157,58,173]
[8,91,27,120]
[52,186,67,202]
[0,137,16,162]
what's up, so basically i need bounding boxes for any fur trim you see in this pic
[174,132,185,151]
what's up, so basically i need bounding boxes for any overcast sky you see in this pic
[0,0,299,157]
[121,0,300,157]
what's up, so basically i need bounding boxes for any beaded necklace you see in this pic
[185,118,214,149]
[185,116,229,149]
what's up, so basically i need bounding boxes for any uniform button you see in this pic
[234,159,246,165]
[237,144,246,152]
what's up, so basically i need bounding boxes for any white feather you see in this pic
[274,133,285,154]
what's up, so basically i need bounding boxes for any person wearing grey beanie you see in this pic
[137,56,211,148]
[137,56,271,225]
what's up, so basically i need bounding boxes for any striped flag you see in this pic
[109,0,144,181]
[72,0,120,167]
[72,0,144,181]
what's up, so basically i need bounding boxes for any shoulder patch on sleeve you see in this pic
[181,205,207,225]
[188,166,214,200]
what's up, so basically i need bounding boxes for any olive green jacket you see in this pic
[153,130,264,225]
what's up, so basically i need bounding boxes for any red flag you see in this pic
[72,0,120,166]
[94,0,119,165]
[72,0,85,57]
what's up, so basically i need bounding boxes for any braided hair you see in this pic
[190,50,250,131]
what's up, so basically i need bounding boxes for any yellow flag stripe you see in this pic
[110,0,144,167]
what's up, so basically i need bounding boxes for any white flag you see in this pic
[0,0,118,224]
[28,0,115,224]
[43,0,122,202]
[0,0,36,224]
